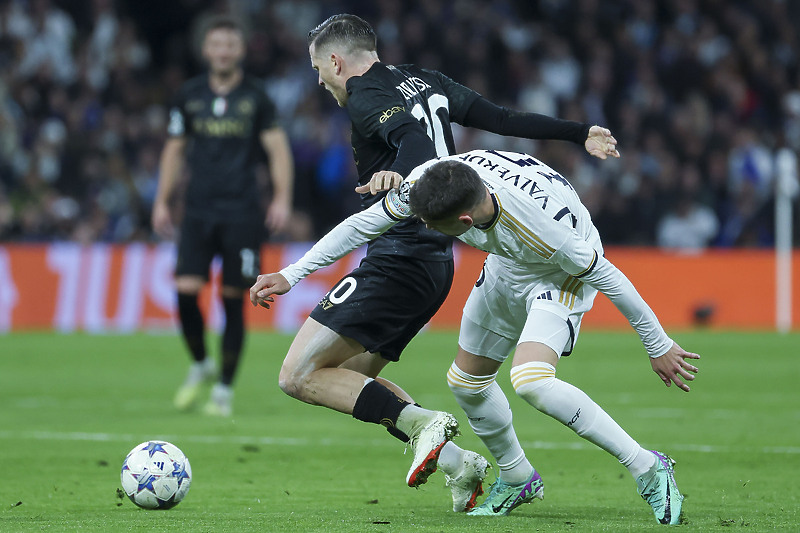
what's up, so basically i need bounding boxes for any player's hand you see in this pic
[585,126,620,160]
[650,341,700,392]
[151,201,174,239]
[266,197,292,234]
[355,171,403,195]
[249,273,291,309]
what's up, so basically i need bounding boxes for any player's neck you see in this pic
[472,190,497,227]
[349,52,379,77]
[208,68,243,95]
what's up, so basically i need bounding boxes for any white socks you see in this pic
[511,361,654,478]
[437,441,463,474]
[444,359,656,483]
[626,447,658,479]
[447,363,533,484]
[395,403,432,437]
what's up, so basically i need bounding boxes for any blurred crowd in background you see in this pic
[1,0,799,249]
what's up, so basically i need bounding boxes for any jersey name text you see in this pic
[396,77,433,100]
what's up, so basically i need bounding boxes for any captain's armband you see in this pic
[382,180,413,221]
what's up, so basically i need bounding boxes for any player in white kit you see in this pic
[251,149,700,525]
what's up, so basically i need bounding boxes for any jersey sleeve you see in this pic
[346,77,420,144]
[552,231,673,358]
[578,256,673,358]
[427,70,482,124]
[257,89,280,131]
[463,98,590,144]
[166,86,188,137]
[279,200,401,286]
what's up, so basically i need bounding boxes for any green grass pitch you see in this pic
[1,330,798,532]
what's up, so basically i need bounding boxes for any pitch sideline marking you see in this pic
[0,429,797,455]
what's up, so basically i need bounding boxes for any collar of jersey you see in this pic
[346,62,384,94]
[474,193,501,231]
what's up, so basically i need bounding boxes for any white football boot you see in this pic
[445,449,490,512]
[202,383,233,417]
[406,412,460,487]
[174,358,217,411]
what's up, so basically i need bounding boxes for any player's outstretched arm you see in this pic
[585,125,620,159]
[249,273,291,309]
[261,201,402,295]
[650,342,700,392]
[460,98,619,160]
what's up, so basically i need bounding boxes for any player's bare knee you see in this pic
[278,365,305,400]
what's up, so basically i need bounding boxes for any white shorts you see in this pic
[458,254,598,362]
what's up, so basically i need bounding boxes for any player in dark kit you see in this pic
[153,17,294,417]
[250,14,618,511]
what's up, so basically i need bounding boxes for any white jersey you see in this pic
[390,150,602,277]
[281,149,673,358]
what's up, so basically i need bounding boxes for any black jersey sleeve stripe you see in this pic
[575,250,598,278]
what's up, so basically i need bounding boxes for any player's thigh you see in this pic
[457,314,517,371]
[454,324,508,377]
[219,215,265,290]
[339,352,392,378]
[461,256,529,345]
[518,277,597,360]
[280,317,366,381]
[175,212,215,280]
[513,310,570,370]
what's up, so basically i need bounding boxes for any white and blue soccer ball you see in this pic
[120,440,192,509]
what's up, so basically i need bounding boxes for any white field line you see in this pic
[0,429,798,455]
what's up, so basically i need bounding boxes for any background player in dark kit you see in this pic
[152,16,294,417]
[255,14,618,510]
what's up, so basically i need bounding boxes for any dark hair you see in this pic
[202,16,244,38]
[308,14,376,54]
[409,161,486,222]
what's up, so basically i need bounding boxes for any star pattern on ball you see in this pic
[136,470,156,493]
[121,441,191,509]
[144,441,168,457]
[173,461,190,484]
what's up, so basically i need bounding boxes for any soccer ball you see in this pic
[120,440,192,509]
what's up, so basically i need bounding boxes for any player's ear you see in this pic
[330,53,342,75]
[457,214,474,228]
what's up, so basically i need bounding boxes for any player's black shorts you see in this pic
[310,253,454,362]
[175,211,264,289]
